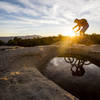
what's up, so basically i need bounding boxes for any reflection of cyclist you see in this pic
[73,18,89,36]
[71,66,85,76]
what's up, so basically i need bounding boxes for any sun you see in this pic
[63,30,76,37]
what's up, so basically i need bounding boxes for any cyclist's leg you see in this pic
[80,25,89,36]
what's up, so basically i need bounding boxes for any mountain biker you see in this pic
[73,18,89,36]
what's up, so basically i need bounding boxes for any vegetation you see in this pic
[73,34,100,45]
[0,40,5,46]
[7,35,62,47]
[58,33,100,45]
[0,33,100,47]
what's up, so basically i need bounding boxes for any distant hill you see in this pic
[0,35,42,42]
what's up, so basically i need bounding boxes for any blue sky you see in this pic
[0,0,100,36]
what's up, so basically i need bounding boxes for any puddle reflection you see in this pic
[64,57,91,76]
[43,56,100,100]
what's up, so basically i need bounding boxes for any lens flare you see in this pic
[63,30,76,37]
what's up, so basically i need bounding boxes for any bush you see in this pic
[0,40,5,46]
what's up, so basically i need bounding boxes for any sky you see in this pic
[0,0,100,36]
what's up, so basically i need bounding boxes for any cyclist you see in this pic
[73,18,89,36]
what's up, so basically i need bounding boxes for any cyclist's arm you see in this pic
[73,25,78,30]
[75,26,81,32]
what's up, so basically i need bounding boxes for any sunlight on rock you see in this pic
[10,72,20,76]
[65,93,77,100]
[0,77,8,80]
[40,47,44,51]
[57,38,72,55]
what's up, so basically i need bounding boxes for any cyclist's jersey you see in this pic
[80,19,87,26]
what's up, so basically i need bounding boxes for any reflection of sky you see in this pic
[0,0,100,36]
[48,57,100,77]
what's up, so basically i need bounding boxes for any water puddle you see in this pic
[42,56,100,100]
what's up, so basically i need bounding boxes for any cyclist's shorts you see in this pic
[81,24,89,33]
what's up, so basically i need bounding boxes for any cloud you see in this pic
[0,1,39,16]
[0,0,100,36]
